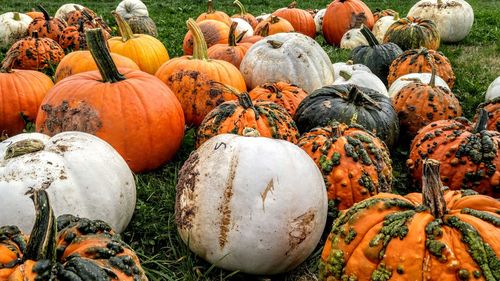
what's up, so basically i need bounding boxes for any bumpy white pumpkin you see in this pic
[333,70,388,96]
[240,33,334,93]
[314,8,326,33]
[333,60,372,79]
[116,0,149,20]
[256,13,271,23]
[372,14,399,43]
[175,133,328,275]
[388,72,449,97]
[407,0,474,42]
[0,131,136,234]
[485,76,500,101]
[340,27,369,49]
[0,12,32,49]
[231,17,253,38]
[54,3,85,21]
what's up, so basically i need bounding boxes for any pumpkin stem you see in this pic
[339,70,352,81]
[242,127,260,137]
[473,109,489,133]
[207,0,215,14]
[0,50,20,73]
[288,1,297,9]
[235,30,248,43]
[346,60,354,65]
[233,0,247,15]
[267,40,283,49]
[112,11,134,41]
[31,30,39,39]
[86,28,126,83]
[237,92,256,109]
[4,139,45,160]
[393,12,400,21]
[256,22,270,36]
[347,86,382,110]
[262,83,280,95]
[270,15,280,24]
[37,5,50,21]
[13,12,21,21]
[24,187,57,264]
[187,18,209,60]
[329,122,343,138]
[360,26,379,47]
[422,159,447,218]
[77,19,85,32]
[429,64,437,88]
[229,21,238,47]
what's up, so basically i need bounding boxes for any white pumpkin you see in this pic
[332,60,372,79]
[407,0,474,42]
[372,14,399,43]
[314,8,326,33]
[54,3,85,21]
[231,17,253,39]
[485,76,500,101]
[116,0,149,20]
[388,72,450,97]
[176,132,328,275]
[340,27,369,49]
[333,70,389,96]
[256,13,271,23]
[0,12,32,49]
[240,32,334,93]
[0,131,136,234]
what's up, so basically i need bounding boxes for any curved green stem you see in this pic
[86,28,126,83]
[187,18,209,60]
[360,26,379,47]
[422,159,447,218]
[112,11,134,41]
[233,0,247,15]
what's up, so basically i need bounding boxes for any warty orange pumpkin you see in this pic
[26,5,67,41]
[248,81,307,117]
[475,98,500,132]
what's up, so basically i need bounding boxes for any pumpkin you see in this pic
[26,5,66,42]
[126,16,158,37]
[333,69,388,96]
[54,3,84,21]
[332,60,372,78]
[372,8,398,22]
[350,26,403,86]
[407,110,500,197]
[319,159,500,281]
[240,32,334,93]
[176,132,328,274]
[322,0,374,46]
[207,22,253,68]
[272,1,316,38]
[256,13,271,23]
[0,189,147,280]
[340,26,368,49]
[116,0,149,20]
[314,8,326,34]
[295,84,400,148]
[36,28,185,173]
[372,13,399,43]
[232,0,258,28]
[388,72,450,97]
[231,17,253,38]
[54,50,139,83]
[0,131,136,233]
[240,34,264,44]
[0,51,53,137]
[475,98,500,132]
[65,6,112,36]
[298,122,392,211]
[156,19,246,127]
[392,67,462,138]
[25,9,43,20]
[58,21,87,50]
[388,47,455,88]
[196,0,232,26]
[384,16,441,51]
[485,76,500,101]
[182,19,229,56]
[0,12,32,49]
[7,32,65,71]
[254,15,294,36]
[108,12,169,75]
[196,88,299,147]
[248,81,308,117]
[408,0,474,42]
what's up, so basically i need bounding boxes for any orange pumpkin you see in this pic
[65,6,112,35]
[322,0,374,46]
[207,21,253,68]
[183,19,229,56]
[232,0,258,28]
[248,81,307,117]
[108,12,169,75]
[254,15,294,36]
[475,98,500,132]
[7,32,65,71]
[54,50,139,83]
[273,1,316,38]
[36,28,185,173]
[58,21,86,50]
[25,8,43,19]
[156,19,246,127]
[26,5,67,41]
[0,50,53,137]
[241,34,264,43]
[196,0,232,26]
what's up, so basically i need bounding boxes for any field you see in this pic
[1,0,500,280]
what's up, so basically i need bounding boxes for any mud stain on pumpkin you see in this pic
[175,151,200,230]
[218,153,239,249]
[260,179,274,211]
[285,209,315,256]
[39,101,102,135]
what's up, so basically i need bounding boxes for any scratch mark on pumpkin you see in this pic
[260,179,274,211]
[219,153,238,249]
[285,209,315,256]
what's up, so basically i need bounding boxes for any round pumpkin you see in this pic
[373,8,398,22]
[333,68,388,96]
[248,81,308,117]
[319,159,500,281]
[340,26,368,49]
[125,16,158,37]
[58,21,87,50]
[156,19,246,127]
[183,19,229,56]
[322,0,374,46]
[272,1,316,38]
[0,12,32,49]
[36,28,185,173]
[407,110,500,197]
[372,13,399,43]
[7,32,65,71]
[298,122,392,210]
[108,12,169,74]
[231,17,253,38]
[333,60,372,78]
[176,132,328,275]
[475,98,500,132]
[26,5,66,42]
[207,21,253,68]
[388,72,450,97]
[388,47,455,88]
[116,0,149,20]
[0,51,53,137]
[486,76,500,101]
[295,84,400,148]
[25,8,43,20]
[384,16,441,50]
[54,3,84,21]
[254,15,294,36]
[196,0,232,26]
[232,0,258,28]
[65,6,112,36]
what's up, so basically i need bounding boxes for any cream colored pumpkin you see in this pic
[388,72,449,97]
[175,132,327,275]
[332,60,372,79]
[240,33,334,93]
[116,0,149,20]
[231,17,253,38]
[372,14,399,43]
[256,13,271,23]
[485,76,500,101]
[54,3,85,21]
[0,12,32,49]
[340,27,368,49]
[407,0,474,42]
[0,131,136,234]
[314,8,326,33]
[333,69,388,96]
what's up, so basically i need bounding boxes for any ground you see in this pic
[1,0,500,280]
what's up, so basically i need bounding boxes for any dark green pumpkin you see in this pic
[294,84,399,148]
[383,16,441,51]
[125,16,158,37]
[350,26,403,86]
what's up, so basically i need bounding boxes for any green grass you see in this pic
[1,0,500,280]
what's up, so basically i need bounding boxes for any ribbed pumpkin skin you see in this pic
[319,189,500,281]
[54,51,140,83]
[298,123,392,210]
[295,84,400,148]
[231,0,258,29]
[322,0,374,46]
[248,82,307,117]
[207,42,252,68]
[273,4,316,38]
[196,1,232,26]
[26,8,66,41]
[196,93,299,147]
[384,16,441,50]
[475,98,500,132]
[407,118,500,197]
[254,16,294,36]
[126,16,158,37]
[388,48,455,88]
[373,8,397,22]
[183,20,229,55]
[7,34,65,71]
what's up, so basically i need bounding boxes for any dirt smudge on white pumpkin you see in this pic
[260,178,274,211]
[174,151,200,230]
[39,101,103,135]
[218,153,238,249]
[286,209,316,256]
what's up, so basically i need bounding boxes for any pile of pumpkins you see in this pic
[0,0,499,280]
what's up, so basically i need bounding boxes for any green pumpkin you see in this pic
[383,16,441,51]
[126,16,158,37]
